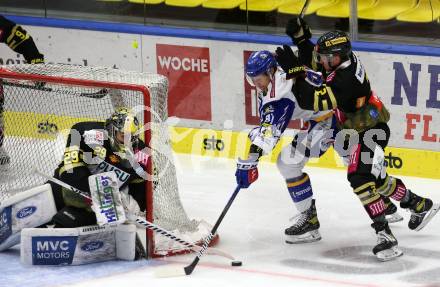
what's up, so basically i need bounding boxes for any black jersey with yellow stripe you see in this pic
[294,53,372,114]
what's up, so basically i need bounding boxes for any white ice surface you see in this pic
[2,153,440,287]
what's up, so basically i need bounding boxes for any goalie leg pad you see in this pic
[20,223,138,265]
[116,223,139,260]
[0,184,57,251]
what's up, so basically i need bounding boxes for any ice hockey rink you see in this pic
[2,153,440,287]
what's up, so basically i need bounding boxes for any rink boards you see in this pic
[170,126,440,180]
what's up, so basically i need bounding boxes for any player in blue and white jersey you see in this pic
[235,50,400,244]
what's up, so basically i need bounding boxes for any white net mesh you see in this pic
[0,64,210,256]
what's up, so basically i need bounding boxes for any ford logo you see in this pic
[16,206,37,219]
[81,241,104,252]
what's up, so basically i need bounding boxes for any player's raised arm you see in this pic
[276,35,354,113]
[0,15,44,64]
[285,17,315,68]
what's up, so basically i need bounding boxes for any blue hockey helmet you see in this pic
[246,50,277,78]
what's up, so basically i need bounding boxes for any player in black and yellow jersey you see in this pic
[51,108,148,228]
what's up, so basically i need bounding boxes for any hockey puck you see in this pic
[231,260,242,267]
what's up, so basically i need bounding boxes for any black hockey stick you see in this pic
[184,185,242,274]
[3,80,109,99]
[299,0,311,19]
[34,169,236,261]
[156,185,242,277]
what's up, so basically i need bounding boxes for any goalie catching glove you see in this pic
[235,153,259,189]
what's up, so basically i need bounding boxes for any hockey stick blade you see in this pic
[79,88,109,99]
[135,217,236,260]
[155,265,188,278]
[299,0,311,19]
[159,185,242,277]
[34,168,236,261]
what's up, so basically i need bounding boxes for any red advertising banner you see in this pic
[243,50,301,129]
[156,44,211,121]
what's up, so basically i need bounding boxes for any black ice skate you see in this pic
[401,192,440,231]
[371,221,403,262]
[285,199,321,244]
[384,200,403,223]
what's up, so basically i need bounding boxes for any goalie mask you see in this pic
[105,108,140,153]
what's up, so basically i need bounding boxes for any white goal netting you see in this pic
[0,64,215,256]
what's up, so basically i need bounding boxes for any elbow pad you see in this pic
[6,25,44,63]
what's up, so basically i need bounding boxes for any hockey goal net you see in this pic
[0,64,217,257]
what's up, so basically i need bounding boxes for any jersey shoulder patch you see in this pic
[69,122,105,146]
[84,130,105,146]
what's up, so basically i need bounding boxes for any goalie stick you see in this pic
[156,185,242,277]
[34,169,236,261]
[4,80,126,110]
[3,81,109,99]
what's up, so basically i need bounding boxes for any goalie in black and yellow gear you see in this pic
[0,108,148,263]
[50,108,148,228]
